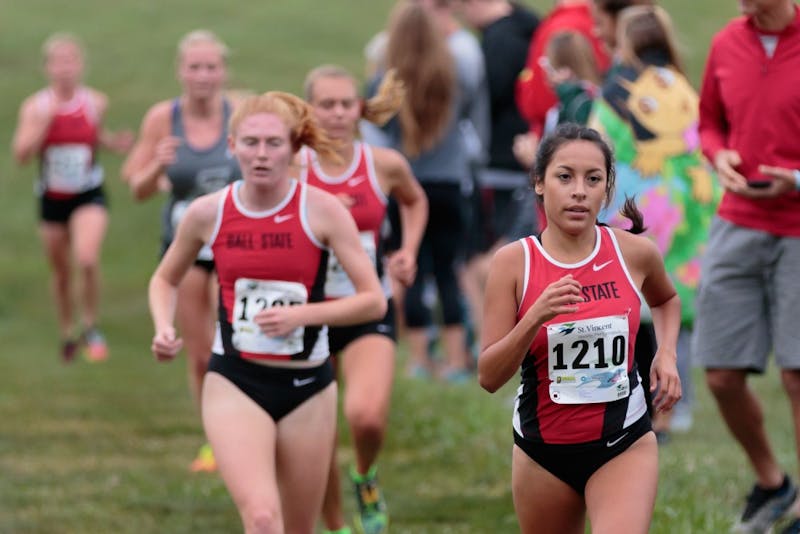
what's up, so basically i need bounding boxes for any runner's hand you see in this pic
[387,248,417,287]
[154,136,182,168]
[254,306,302,338]
[527,274,583,324]
[152,326,183,362]
[649,349,681,412]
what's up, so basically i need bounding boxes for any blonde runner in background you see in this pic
[12,32,133,363]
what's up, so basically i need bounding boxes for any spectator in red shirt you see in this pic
[695,1,800,532]
[514,0,609,136]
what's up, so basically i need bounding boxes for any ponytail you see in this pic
[362,69,405,126]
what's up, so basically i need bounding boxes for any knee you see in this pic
[52,267,70,287]
[75,255,99,275]
[189,351,210,376]
[705,369,745,399]
[242,505,282,534]
[345,404,385,443]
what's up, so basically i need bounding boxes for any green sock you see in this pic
[349,464,377,483]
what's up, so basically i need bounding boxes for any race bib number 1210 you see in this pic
[546,315,630,404]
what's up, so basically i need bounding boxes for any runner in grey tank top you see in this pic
[121,30,240,473]
[162,98,241,259]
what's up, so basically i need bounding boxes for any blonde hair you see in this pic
[386,2,455,157]
[41,32,84,60]
[546,31,601,85]
[176,29,229,64]
[616,5,685,75]
[229,92,341,159]
[303,64,405,127]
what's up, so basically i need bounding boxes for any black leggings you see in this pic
[404,182,466,328]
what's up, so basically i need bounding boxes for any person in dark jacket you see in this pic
[455,0,539,346]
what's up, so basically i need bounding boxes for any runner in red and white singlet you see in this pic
[515,225,646,445]
[301,65,427,534]
[479,124,681,534]
[299,141,388,299]
[12,33,132,363]
[37,87,102,198]
[210,180,329,363]
[148,92,385,533]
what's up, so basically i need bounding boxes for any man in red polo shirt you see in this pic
[695,1,800,532]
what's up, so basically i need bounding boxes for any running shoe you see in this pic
[351,465,388,534]
[733,474,797,533]
[442,367,472,384]
[82,327,109,362]
[407,364,432,380]
[61,338,80,363]
[190,443,217,473]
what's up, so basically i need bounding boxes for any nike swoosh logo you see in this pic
[293,376,316,387]
[606,432,628,447]
[347,176,366,187]
[593,260,614,272]
[274,214,294,224]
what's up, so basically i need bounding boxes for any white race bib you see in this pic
[546,315,630,404]
[43,144,101,193]
[324,231,377,298]
[231,278,307,355]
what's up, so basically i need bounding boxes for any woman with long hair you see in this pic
[374,1,485,380]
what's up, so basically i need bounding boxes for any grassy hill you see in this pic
[3,1,789,533]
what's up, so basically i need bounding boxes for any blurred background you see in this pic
[4,1,785,533]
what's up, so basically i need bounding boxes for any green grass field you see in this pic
[3,1,794,532]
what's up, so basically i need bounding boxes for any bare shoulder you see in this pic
[305,182,342,215]
[304,183,352,246]
[371,146,409,173]
[371,146,414,193]
[371,145,405,165]
[18,91,42,115]
[86,87,109,114]
[140,99,173,132]
[185,189,226,226]
[610,227,661,271]
[490,239,526,274]
[485,239,526,304]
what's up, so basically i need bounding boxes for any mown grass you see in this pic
[1,1,787,533]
